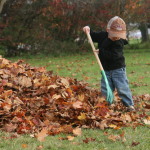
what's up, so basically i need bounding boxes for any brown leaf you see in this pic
[36,67,46,72]
[144,103,150,109]
[99,120,108,130]
[8,133,20,139]
[37,128,48,142]
[36,145,44,150]
[71,85,79,91]
[62,125,73,133]
[120,131,126,142]
[142,94,150,101]
[72,101,83,109]
[108,135,121,142]
[66,88,73,96]
[58,78,70,88]
[103,132,109,136]
[48,84,59,89]
[124,114,132,122]
[147,116,150,120]
[22,144,28,148]
[1,90,13,99]
[18,76,32,87]
[71,142,80,145]
[143,119,150,125]
[131,141,140,147]
[2,103,12,112]
[83,137,96,143]
[73,128,82,136]
[77,113,86,120]
[67,136,75,141]
[52,94,61,100]
[58,137,68,140]
[0,58,10,68]
[78,94,85,101]
[3,123,17,132]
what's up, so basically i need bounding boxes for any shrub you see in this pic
[124,40,150,50]
[0,40,91,57]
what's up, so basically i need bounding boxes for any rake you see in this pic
[86,31,113,104]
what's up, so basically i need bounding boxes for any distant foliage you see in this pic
[0,0,149,56]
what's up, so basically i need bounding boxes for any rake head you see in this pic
[101,70,113,104]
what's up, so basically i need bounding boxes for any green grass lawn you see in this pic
[8,49,150,96]
[0,126,150,150]
[0,50,150,150]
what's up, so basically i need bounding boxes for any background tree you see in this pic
[0,0,149,56]
[123,0,149,42]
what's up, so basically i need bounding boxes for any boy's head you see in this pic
[106,16,126,40]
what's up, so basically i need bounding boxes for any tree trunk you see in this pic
[0,0,7,13]
[139,23,149,42]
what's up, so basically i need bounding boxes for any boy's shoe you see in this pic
[126,106,135,112]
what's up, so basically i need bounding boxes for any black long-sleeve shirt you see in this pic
[90,30,128,71]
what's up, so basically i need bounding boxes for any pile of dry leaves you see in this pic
[0,56,150,141]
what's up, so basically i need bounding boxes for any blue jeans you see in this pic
[101,67,134,107]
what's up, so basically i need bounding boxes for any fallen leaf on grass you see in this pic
[143,119,150,125]
[67,136,75,141]
[103,132,108,136]
[58,137,68,140]
[131,141,140,147]
[147,116,150,120]
[107,131,126,142]
[73,128,82,136]
[36,145,44,150]
[99,120,108,130]
[3,123,17,132]
[83,137,96,143]
[37,128,48,142]
[22,144,28,148]
[71,142,81,145]
[58,136,74,141]
[119,131,126,142]
[144,103,150,109]
[30,134,35,138]
[108,135,121,142]
[2,133,19,140]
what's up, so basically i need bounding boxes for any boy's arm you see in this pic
[90,30,104,43]
[83,26,104,43]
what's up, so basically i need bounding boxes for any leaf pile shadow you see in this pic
[0,56,150,140]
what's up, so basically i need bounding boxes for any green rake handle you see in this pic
[86,31,113,104]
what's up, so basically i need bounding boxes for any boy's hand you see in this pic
[83,26,90,33]
[94,49,99,55]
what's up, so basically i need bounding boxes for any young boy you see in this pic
[83,16,135,112]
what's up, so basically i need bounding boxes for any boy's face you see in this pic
[106,29,121,41]
[109,37,120,41]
